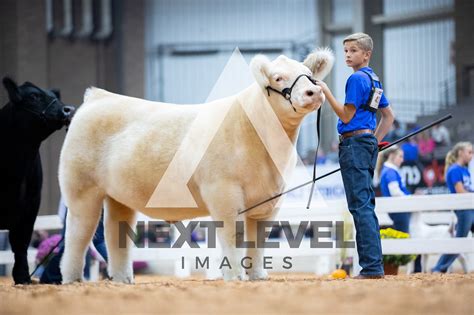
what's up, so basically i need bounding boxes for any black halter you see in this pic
[265,74,317,112]
[18,98,58,122]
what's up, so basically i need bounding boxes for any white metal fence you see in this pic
[1,194,472,278]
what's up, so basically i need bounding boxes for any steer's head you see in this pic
[2,77,75,139]
[250,47,334,115]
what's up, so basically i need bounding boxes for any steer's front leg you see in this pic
[202,183,247,281]
[245,216,269,281]
[9,221,36,284]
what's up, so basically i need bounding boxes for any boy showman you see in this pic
[317,33,394,278]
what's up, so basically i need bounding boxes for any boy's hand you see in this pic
[378,141,390,150]
[315,80,329,95]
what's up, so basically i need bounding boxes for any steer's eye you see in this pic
[275,77,282,82]
[29,94,40,101]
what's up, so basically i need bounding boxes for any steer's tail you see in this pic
[304,47,335,80]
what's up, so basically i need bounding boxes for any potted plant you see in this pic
[380,228,416,275]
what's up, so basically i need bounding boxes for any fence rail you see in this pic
[1,194,472,277]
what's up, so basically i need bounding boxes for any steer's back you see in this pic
[59,88,200,209]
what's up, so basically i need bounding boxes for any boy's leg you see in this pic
[339,135,383,276]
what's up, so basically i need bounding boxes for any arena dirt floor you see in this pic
[0,273,473,315]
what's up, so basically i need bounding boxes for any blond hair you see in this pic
[445,142,473,178]
[375,146,402,182]
[343,33,373,51]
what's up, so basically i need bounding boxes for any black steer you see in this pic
[0,77,75,284]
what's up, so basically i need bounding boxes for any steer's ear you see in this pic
[51,88,61,100]
[303,47,334,80]
[250,54,271,87]
[2,77,22,103]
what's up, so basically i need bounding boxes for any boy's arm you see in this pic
[317,81,356,124]
[374,106,395,142]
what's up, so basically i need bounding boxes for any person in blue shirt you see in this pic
[376,146,411,232]
[401,139,419,162]
[317,33,395,279]
[432,141,473,273]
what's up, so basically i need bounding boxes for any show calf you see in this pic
[59,48,334,283]
[0,78,74,284]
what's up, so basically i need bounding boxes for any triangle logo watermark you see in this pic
[146,48,327,211]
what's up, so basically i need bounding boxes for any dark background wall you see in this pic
[0,0,145,215]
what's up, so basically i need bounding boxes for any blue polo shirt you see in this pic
[401,142,419,162]
[446,164,472,193]
[380,164,410,197]
[337,67,389,134]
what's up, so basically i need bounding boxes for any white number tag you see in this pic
[368,87,383,111]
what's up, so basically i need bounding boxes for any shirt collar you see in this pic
[384,161,399,171]
[359,66,372,72]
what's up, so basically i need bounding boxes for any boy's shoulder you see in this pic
[350,68,379,81]
[347,70,372,84]
[348,70,366,80]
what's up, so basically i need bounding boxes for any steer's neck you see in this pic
[237,84,304,143]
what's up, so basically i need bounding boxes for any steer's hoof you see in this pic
[62,271,83,284]
[14,277,32,285]
[62,277,82,284]
[223,271,248,281]
[111,275,134,284]
[248,269,268,281]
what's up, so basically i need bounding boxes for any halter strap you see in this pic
[265,74,317,112]
[17,98,58,122]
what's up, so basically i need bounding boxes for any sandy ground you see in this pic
[0,273,473,315]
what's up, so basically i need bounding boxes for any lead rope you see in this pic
[306,106,322,209]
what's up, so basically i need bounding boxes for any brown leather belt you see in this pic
[339,129,374,142]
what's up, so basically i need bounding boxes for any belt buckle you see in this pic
[338,134,344,143]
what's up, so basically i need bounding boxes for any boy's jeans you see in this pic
[339,133,384,276]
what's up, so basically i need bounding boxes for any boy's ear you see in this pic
[303,47,335,80]
[365,49,372,61]
[250,54,271,87]
[2,77,22,103]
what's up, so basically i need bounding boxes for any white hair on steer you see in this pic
[59,48,334,283]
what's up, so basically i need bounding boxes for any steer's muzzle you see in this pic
[62,105,76,125]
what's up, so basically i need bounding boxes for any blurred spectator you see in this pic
[316,148,327,165]
[456,120,472,141]
[417,132,435,162]
[432,141,474,273]
[31,230,49,248]
[401,139,419,162]
[383,119,405,143]
[304,148,326,165]
[326,141,339,164]
[406,122,420,133]
[376,146,411,233]
[431,124,451,146]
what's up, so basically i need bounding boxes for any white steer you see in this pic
[59,48,334,283]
